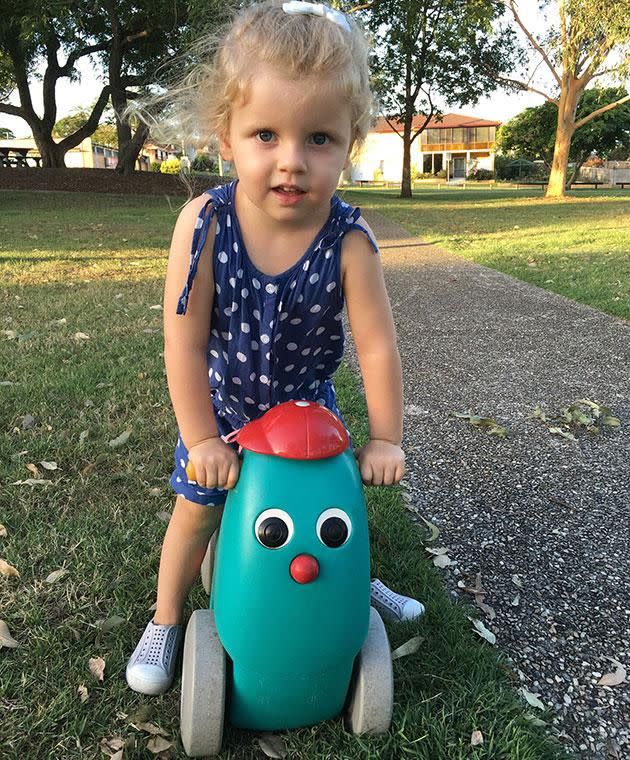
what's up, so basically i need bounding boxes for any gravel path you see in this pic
[351,209,630,759]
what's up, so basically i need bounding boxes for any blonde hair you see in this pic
[133,1,375,159]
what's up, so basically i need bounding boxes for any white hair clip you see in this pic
[282,1,351,33]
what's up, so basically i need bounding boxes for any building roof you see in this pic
[371,112,501,133]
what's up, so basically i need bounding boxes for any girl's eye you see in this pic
[257,131,274,143]
[311,133,329,146]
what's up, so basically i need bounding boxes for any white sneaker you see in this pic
[370,579,425,622]
[126,619,183,695]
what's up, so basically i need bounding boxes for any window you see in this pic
[453,128,465,143]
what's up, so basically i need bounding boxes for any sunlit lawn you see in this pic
[340,186,630,320]
[0,189,569,759]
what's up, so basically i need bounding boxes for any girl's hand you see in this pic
[354,439,405,486]
[186,436,241,490]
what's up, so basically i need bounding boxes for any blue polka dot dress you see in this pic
[170,179,378,506]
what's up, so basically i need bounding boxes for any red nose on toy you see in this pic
[289,554,319,584]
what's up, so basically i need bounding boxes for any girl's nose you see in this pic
[277,143,307,173]
[289,554,319,584]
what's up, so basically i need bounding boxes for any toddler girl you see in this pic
[126,0,423,696]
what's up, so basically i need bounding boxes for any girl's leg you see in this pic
[153,494,224,625]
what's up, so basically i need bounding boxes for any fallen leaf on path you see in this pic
[391,636,423,660]
[74,332,90,341]
[39,461,58,470]
[432,553,451,568]
[470,618,496,645]
[89,656,106,682]
[77,684,89,703]
[520,687,545,710]
[419,516,440,542]
[597,660,626,687]
[470,730,484,746]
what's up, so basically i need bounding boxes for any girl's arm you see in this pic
[341,220,405,485]
[163,195,218,449]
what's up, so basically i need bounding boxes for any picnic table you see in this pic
[0,146,42,168]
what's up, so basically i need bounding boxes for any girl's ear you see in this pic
[218,131,233,162]
[343,145,353,171]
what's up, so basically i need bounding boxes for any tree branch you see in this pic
[383,115,405,139]
[483,65,559,105]
[574,94,630,130]
[0,102,24,117]
[504,0,562,87]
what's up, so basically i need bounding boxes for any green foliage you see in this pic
[53,107,118,147]
[150,160,162,172]
[467,168,494,181]
[191,152,216,172]
[0,126,15,139]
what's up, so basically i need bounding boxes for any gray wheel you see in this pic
[180,609,226,757]
[201,529,218,594]
[344,607,393,735]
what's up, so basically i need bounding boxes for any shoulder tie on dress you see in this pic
[176,190,223,315]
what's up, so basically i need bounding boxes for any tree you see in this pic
[349,0,520,198]
[496,0,630,198]
[497,87,630,182]
[0,0,226,172]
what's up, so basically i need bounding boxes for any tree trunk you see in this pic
[30,127,67,167]
[401,117,412,198]
[546,78,582,198]
[115,121,150,175]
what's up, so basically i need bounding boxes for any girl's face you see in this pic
[219,66,353,227]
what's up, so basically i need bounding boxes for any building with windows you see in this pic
[350,112,500,182]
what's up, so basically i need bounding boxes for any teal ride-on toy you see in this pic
[180,400,394,757]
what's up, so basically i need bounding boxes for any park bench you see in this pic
[569,181,603,189]
[615,182,630,189]
[514,181,547,191]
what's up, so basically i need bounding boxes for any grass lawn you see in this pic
[340,186,630,320]
[1,190,569,759]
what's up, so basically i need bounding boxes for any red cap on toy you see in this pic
[229,400,349,460]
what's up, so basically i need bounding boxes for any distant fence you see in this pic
[580,161,630,185]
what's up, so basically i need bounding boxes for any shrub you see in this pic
[436,169,447,179]
[160,158,181,174]
[373,167,384,182]
[192,153,216,172]
[467,168,494,181]
[150,161,162,173]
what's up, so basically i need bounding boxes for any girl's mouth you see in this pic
[272,186,306,205]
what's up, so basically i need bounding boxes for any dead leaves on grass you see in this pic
[89,656,106,682]
[0,558,19,578]
[0,619,19,648]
